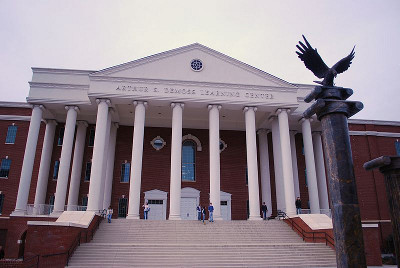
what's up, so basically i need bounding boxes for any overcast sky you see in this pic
[0,1,399,121]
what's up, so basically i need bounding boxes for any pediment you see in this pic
[91,43,296,88]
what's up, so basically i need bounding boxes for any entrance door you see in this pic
[221,201,228,220]
[180,197,197,220]
[118,198,128,218]
[148,200,164,220]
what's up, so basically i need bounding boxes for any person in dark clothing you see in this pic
[261,202,268,220]
[295,197,302,215]
[201,206,206,224]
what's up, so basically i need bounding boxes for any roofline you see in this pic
[0,101,31,108]
[348,119,400,126]
[32,67,97,75]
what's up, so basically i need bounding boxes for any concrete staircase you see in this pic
[67,219,337,267]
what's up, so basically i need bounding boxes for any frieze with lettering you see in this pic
[116,85,273,100]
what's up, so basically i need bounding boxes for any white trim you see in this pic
[362,223,379,228]
[349,131,400,138]
[0,115,31,121]
[349,119,400,126]
[32,67,96,75]
[29,82,89,90]
[0,102,32,108]
[182,134,202,151]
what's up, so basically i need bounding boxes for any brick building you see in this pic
[0,43,398,262]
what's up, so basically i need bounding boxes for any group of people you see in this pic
[105,197,303,223]
[196,203,214,223]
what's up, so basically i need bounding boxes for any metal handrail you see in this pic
[279,210,335,247]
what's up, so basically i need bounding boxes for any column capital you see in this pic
[171,102,184,109]
[276,108,291,115]
[65,105,80,113]
[243,106,257,113]
[312,131,322,136]
[76,120,88,127]
[257,129,270,135]
[44,119,57,126]
[112,122,119,129]
[133,100,148,107]
[290,130,298,135]
[299,117,313,123]
[268,115,277,123]
[208,104,222,111]
[95,99,111,106]
[31,104,45,110]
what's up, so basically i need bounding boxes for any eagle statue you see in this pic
[296,35,355,87]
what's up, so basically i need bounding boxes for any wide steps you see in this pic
[67,219,336,267]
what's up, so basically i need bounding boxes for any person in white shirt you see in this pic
[107,206,113,223]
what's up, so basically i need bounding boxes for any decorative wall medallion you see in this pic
[220,139,227,152]
[190,59,203,71]
[151,136,166,150]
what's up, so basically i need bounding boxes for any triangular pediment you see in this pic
[91,43,296,88]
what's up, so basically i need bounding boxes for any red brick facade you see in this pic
[0,106,398,264]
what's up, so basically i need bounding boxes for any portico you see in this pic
[11,43,330,220]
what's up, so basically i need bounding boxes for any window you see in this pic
[121,162,130,182]
[88,129,95,147]
[148,200,163,205]
[84,162,92,181]
[49,195,55,214]
[395,140,400,156]
[182,140,196,181]
[5,125,17,144]
[221,201,228,206]
[118,198,128,218]
[57,127,65,146]
[0,158,11,178]
[81,196,88,207]
[53,160,60,180]
[151,136,166,150]
[0,194,4,214]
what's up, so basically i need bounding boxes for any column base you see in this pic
[126,215,140,220]
[213,215,224,221]
[248,215,263,221]
[168,215,181,220]
[50,211,63,217]
[10,209,26,216]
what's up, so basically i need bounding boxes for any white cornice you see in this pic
[349,119,400,126]
[26,97,91,106]
[349,131,400,138]
[90,43,297,88]
[32,67,96,75]
[29,82,89,90]
[89,76,298,93]
[0,101,31,108]
[0,115,31,121]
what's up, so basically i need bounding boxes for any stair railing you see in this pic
[23,213,103,267]
[278,210,335,247]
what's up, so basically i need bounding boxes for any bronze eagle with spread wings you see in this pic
[296,35,355,87]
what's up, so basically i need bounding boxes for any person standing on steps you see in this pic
[143,202,150,220]
[208,203,214,222]
[197,204,202,221]
[107,206,113,223]
[202,205,206,224]
[295,197,302,215]
[261,202,268,220]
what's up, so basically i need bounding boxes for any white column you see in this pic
[313,131,330,210]
[208,104,222,220]
[257,129,272,218]
[103,123,119,210]
[127,101,147,219]
[53,106,79,215]
[270,117,285,212]
[87,99,110,212]
[300,118,320,214]
[33,120,57,214]
[169,103,184,220]
[244,106,262,220]
[12,105,44,216]
[98,111,112,210]
[67,121,88,211]
[277,109,296,216]
[290,131,301,198]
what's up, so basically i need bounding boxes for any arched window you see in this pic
[182,140,196,181]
